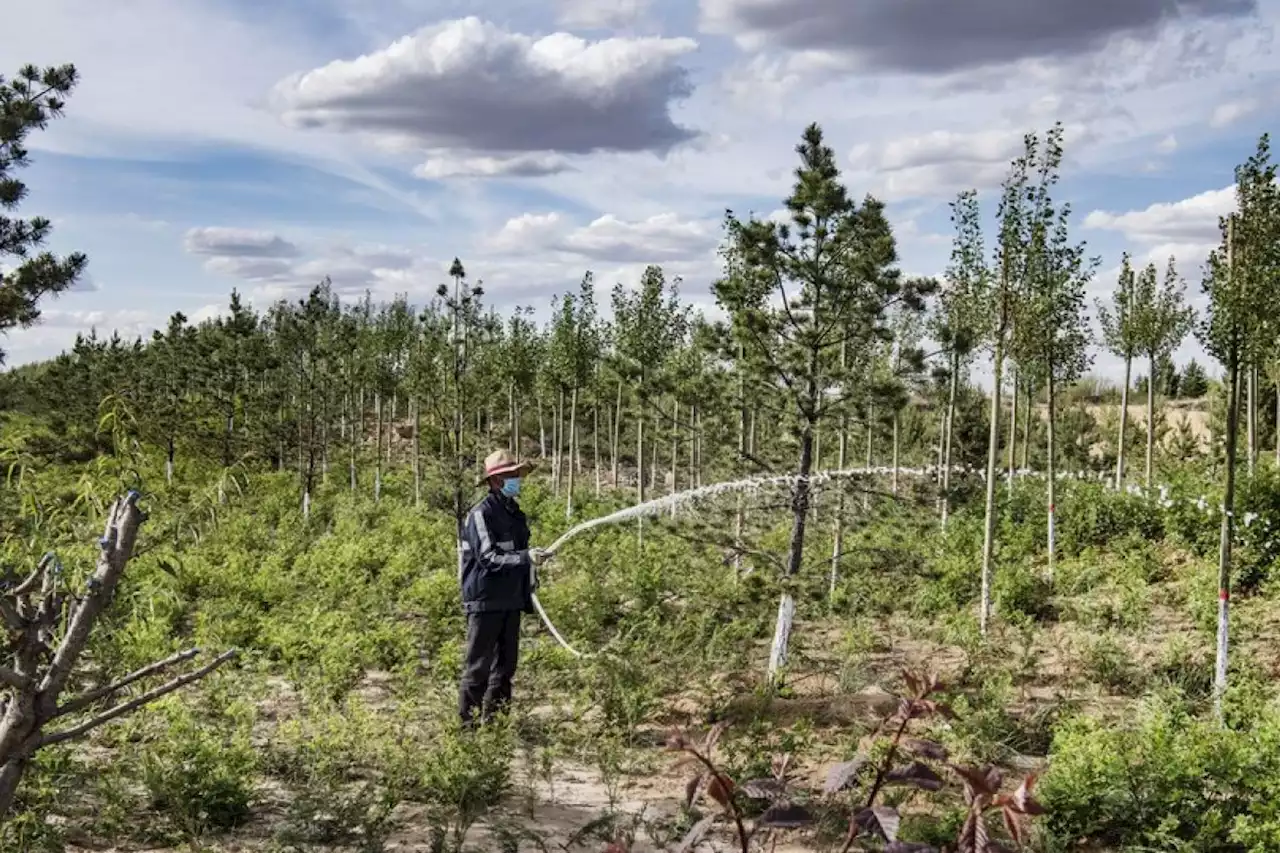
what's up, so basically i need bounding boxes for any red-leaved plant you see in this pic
[610,670,1044,853]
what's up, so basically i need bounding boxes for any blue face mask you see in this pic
[500,477,521,498]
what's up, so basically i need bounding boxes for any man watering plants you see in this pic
[457,449,552,726]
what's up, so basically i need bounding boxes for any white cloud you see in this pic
[1083,186,1234,244]
[1157,134,1178,153]
[488,212,721,262]
[270,17,699,158]
[1210,98,1259,128]
[414,152,574,180]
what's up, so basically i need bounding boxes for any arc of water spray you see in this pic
[527,464,1260,658]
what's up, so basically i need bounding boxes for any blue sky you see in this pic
[4,0,1278,380]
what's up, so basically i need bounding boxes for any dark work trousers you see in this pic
[458,609,521,726]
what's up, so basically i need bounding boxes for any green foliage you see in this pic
[137,698,257,840]
[1040,694,1280,852]
[0,63,88,362]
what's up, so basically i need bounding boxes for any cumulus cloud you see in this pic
[414,152,574,180]
[1083,186,1235,245]
[270,17,698,158]
[488,211,721,262]
[184,227,301,259]
[699,0,1257,75]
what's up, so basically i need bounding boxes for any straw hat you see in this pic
[476,448,534,487]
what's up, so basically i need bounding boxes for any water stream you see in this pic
[544,466,891,555]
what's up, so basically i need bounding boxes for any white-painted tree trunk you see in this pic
[767,594,796,685]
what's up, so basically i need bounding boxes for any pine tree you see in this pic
[715,123,931,683]
[0,64,87,363]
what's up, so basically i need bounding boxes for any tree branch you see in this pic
[36,649,237,750]
[53,648,202,719]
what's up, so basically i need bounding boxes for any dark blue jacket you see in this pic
[459,490,533,613]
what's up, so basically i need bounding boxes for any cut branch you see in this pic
[37,649,238,750]
[54,647,202,718]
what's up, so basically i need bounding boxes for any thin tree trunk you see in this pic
[735,352,747,578]
[509,382,516,455]
[1008,365,1019,490]
[941,355,959,529]
[1215,222,1240,721]
[374,393,383,502]
[649,409,659,493]
[1020,378,1032,471]
[979,338,1006,635]
[566,386,578,519]
[695,406,703,488]
[321,392,329,483]
[831,342,850,597]
[348,392,357,493]
[862,407,873,511]
[413,397,422,507]
[1046,373,1058,582]
[515,398,522,463]
[691,402,701,489]
[1248,364,1257,477]
[1275,382,1279,466]
[1116,356,1132,490]
[612,381,623,488]
[772,342,819,685]
[1216,353,1241,720]
[671,398,680,500]
[538,398,547,459]
[1146,355,1157,489]
[637,406,645,505]
[553,388,563,496]
[594,392,602,497]
[165,437,174,486]
[891,413,901,496]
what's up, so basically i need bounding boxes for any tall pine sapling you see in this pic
[715,124,930,683]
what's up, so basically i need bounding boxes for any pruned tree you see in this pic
[0,63,87,364]
[715,123,931,683]
[1097,254,1140,489]
[1198,133,1279,719]
[1132,258,1194,489]
[0,493,236,817]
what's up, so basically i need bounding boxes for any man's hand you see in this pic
[528,548,552,592]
